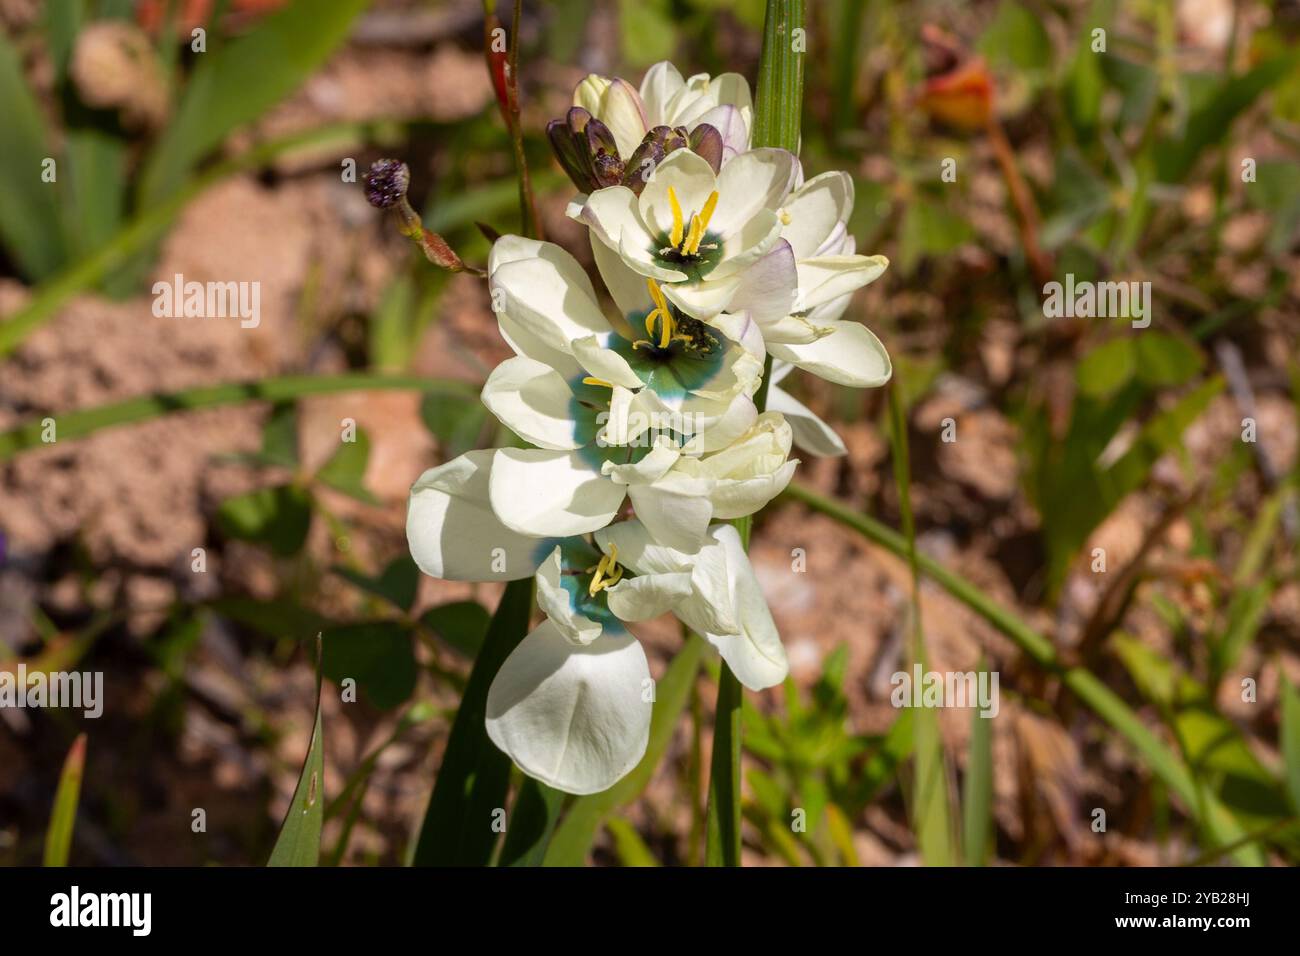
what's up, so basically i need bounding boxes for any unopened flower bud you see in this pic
[364,159,410,209]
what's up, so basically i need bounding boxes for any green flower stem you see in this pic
[0,373,474,462]
[783,480,1260,864]
[705,0,805,869]
[0,121,392,359]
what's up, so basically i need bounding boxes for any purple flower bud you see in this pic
[364,159,410,209]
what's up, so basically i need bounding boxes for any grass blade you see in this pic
[498,777,564,867]
[139,0,372,207]
[1283,676,1300,816]
[704,663,744,865]
[412,577,534,866]
[268,635,325,866]
[0,30,67,280]
[962,675,994,866]
[0,372,473,462]
[43,734,87,867]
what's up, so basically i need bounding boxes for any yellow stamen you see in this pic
[684,191,719,255]
[667,186,684,249]
[644,278,675,348]
[588,543,621,596]
[582,376,614,389]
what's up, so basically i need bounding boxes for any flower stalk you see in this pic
[704,0,806,869]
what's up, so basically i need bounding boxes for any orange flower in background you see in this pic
[915,24,995,132]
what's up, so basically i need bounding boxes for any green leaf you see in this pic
[1282,677,1300,816]
[750,0,806,153]
[962,681,994,866]
[316,429,376,504]
[62,128,128,270]
[977,0,1052,73]
[705,663,744,866]
[545,635,706,865]
[139,0,372,208]
[216,484,313,555]
[617,0,676,68]
[420,600,492,660]
[899,196,975,275]
[498,777,564,867]
[332,556,420,612]
[1154,57,1296,184]
[259,403,300,469]
[268,637,325,866]
[321,621,417,710]
[43,734,87,867]
[1135,333,1202,388]
[420,392,489,460]
[1077,338,1136,398]
[0,30,67,280]
[606,816,661,867]
[412,577,534,866]
[209,597,330,641]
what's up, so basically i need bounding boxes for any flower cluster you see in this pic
[407,61,892,794]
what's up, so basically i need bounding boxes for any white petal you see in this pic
[711,148,798,236]
[780,171,854,259]
[708,459,797,520]
[768,319,892,388]
[796,254,888,311]
[482,356,593,450]
[604,572,694,622]
[490,448,626,537]
[767,385,847,457]
[661,273,742,319]
[486,621,651,794]
[571,334,644,390]
[725,239,797,326]
[693,104,749,163]
[639,61,686,125]
[708,209,784,280]
[489,240,613,352]
[601,439,681,484]
[535,547,602,645]
[573,186,648,252]
[596,519,688,576]
[600,78,649,160]
[591,232,653,320]
[639,149,719,241]
[407,451,554,581]
[694,525,788,690]
[627,475,715,552]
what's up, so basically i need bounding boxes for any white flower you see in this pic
[483,521,787,793]
[574,61,753,164]
[485,234,793,551]
[759,170,892,387]
[571,147,799,321]
[406,449,562,581]
[766,360,848,457]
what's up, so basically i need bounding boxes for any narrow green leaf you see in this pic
[498,777,564,867]
[43,734,87,867]
[268,637,325,866]
[606,816,661,867]
[412,577,534,866]
[704,664,744,866]
[1282,677,1300,816]
[139,0,372,208]
[751,0,806,153]
[0,373,474,463]
[962,687,994,866]
[0,30,67,280]
[545,635,706,865]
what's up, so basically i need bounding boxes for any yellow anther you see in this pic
[587,543,622,596]
[582,376,615,389]
[698,190,719,232]
[667,186,684,249]
[644,278,675,347]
